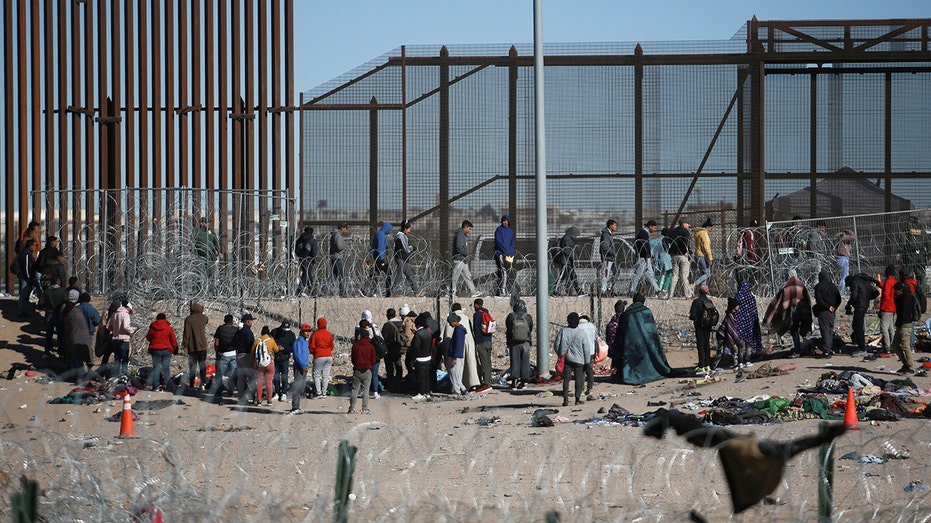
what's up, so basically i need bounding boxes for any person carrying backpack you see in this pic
[251,326,280,407]
[505,299,533,389]
[688,285,718,372]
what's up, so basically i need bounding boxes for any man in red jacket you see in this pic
[879,265,898,352]
[349,327,376,414]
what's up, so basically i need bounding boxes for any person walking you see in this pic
[600,219,620,297]
[391,221,423,296]
[451,220,479,297]
[667,219,693,299]
[629,220,663,297]
[694,218,714,290]
[835,227,856,293]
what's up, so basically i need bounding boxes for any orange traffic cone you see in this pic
[843,386,858,430]
[119,392,137,438]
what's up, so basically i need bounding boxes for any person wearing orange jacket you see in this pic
[310,317,334,397]
[879,265,898,352]
[146,313,179,391]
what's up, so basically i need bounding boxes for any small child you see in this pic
[717,297,748,370]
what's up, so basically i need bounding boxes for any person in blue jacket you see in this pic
[494,215,515,297]
[365,221,393,297]
[289,324,311,414]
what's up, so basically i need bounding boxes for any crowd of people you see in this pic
[8,214,930,414]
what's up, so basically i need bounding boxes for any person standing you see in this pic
[472,298,494,388]
[106,298,135,377]
[903,216,931,288]
[717,298,748,369]
[879,265,898,352]
[892,282,918,375]
[844,273,879,354]
[391,221,423,297]
[348,329,376,414]
[411,312,436,398]
[688,285,716,370]
[505,299,533,389]
[444,313,468,396]
[694,218,714,290]
[36,236,66,290]
[450,303,480,390]
[667,219,693,299]
[451,220,479,297]
[493,214,515,297]
[355,310,383,398]
[193,217,222,284]
[329,222,349,297]
[271,320,296,401]
[211,314,240,403]
[835,227,856,293]
[294,226,319,296]
[629,220,663,297]
[38,275,68,358]
[289,324,312,414]
[310,317,334,397]
[763,270,812,356]
[145,313,178,391]
[554,312,591,406]
[554,226,582,296]
[381,308,406,389]
[577,314,598,396]
[15,238,42,317]
[812,270,842,358]
[599,219,619,297]
[182,302,210,392]
[366,221,393,297]
[251,326,280,407]
[232,313,257,403]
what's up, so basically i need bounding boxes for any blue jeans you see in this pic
[836,255,850,293]
[18,276,40,315]
[629,257,659,294]
[111,340,130,376]
[695,256,711,287]
[149,350,172,388]
[45,312,60,354]
[212,353,237,398]
[273,359,290,397]
[370,361,381,395]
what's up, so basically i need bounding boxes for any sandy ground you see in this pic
[0,294,929,522]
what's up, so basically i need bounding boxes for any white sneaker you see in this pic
[745,362,754,368]
[412,394,426,400]
[373,392,380,399]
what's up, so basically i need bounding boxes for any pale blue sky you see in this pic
[293,0,929,91]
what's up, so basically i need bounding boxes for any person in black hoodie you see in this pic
[294,227,318,296]
[410,312,436,398]
[812,269,842,357]
[844,273,880,354]
[892,282,917,374]
[271,320,296,401]
[554,226,582,296]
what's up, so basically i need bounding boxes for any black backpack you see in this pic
[697,299,720,329]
